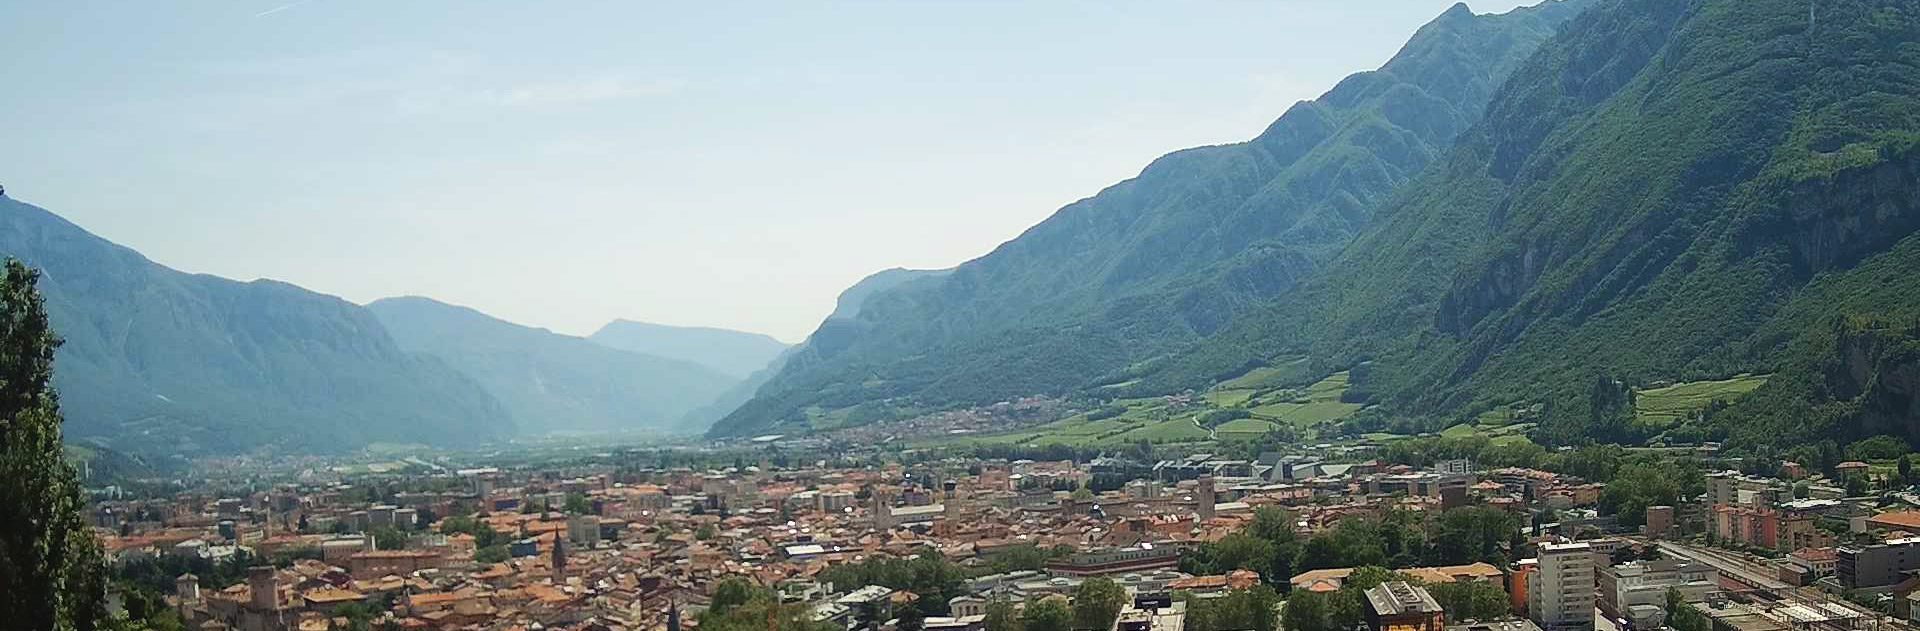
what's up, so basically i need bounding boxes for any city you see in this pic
[81,437,1920,631]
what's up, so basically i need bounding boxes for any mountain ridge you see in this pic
[0,194,514,456]
[370,295,741,435]
[716,0,1598,437]
[589,319,790,379]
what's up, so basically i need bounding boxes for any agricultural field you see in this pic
[1439,421,1537,447]
[1214,418,1283,438]
[905,396,1205,449]
[1244,372,1364,427]
[1634,374,1769,426]
[907,363,1369,450]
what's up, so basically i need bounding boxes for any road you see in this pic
[1654,541,1792,590]
[1652,540,1893,623]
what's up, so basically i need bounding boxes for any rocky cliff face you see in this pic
[1824,321,1920,438]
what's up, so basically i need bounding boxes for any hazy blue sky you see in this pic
[0,1,1536,342]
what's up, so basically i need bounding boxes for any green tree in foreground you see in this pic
[1020,598,1071,631]
[983,599,1021,631]
[0,260,107,631]
[1185,586,1281,631]
[1071,578,1127,631]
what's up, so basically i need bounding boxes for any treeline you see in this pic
[1181,506,1523,587]
[1284,567,1508,631]
[815,550,968,616]
[1379,437,1708,528]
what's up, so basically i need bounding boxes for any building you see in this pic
[1714,505,1821,552]
[1774,544,1835,583]
[568,515,602,547]
[1365,582,1446,631]
[1045,545,1180,577]
[1838,537,1920,590]
[1528,543,1594,631]
[1866,510,1920,534]
[1596,559,1719,618]
[1645,506,1675,538]
[345,550,444,578]
[1446,622,1541,631]
[1196,477,1216,521]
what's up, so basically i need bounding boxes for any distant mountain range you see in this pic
[721,0,1920,453]
[0,194,788,456]
[589,320,789,379]
[0,195,512,457]
[369,297,742,435]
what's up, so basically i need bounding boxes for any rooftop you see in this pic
[1365,581,1443,617]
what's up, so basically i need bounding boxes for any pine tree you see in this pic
[0,259,107,630]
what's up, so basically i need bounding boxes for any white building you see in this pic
[1597,558,1719,618]
[1530,542,1595,631]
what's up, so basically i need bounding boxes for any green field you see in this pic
[909,364,1368,450]
[1437,420,1538,447]
[905,396,1208,448]
[1214,418,1282,437]
[1245,372,1363,427]
[1634,374,1769,425]
[1215,358,1311,391]
[1204,389,1257,407]
[1115,418,1210,442]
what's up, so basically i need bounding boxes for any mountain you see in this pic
[715,0,1596,437]
[369,297,739,434]
[1148,0,1920,450]
[700,267,946,436]
[0,195,513,456]
[589,320,789,378]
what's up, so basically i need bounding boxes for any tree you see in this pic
[474,545,510,564]
[1020,598,1071,631]
[1426,507,1521,566]
[897,605,926,631]
[1072,578,1126,631]
[709,578,760,616]
[1900,454,1913,486]
[1341,567,1406,592]
[1210,534,1277,577]
[983,599,1021,631]
[0,260,107,631]
[1185,586,1280,631]
[1427,581,1508,621]
[370,527,407,551]
[563,493,593,516]
[1280,591,1339,631]
[1600,461,1693,528]
[1669,588,1711,631]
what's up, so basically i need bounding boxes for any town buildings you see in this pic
[1528,542,1594,631]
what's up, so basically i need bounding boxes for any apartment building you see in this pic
[1529,542,1595,631]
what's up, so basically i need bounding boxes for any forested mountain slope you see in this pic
[703,267,946,436]
[370,297,738,434]
[0,195,513,456]
[1158,0,1920,449]
[717,1,1595,437]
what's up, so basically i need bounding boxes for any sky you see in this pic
[0,0,1537,342]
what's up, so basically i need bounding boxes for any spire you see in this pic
[668,598,682,631]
